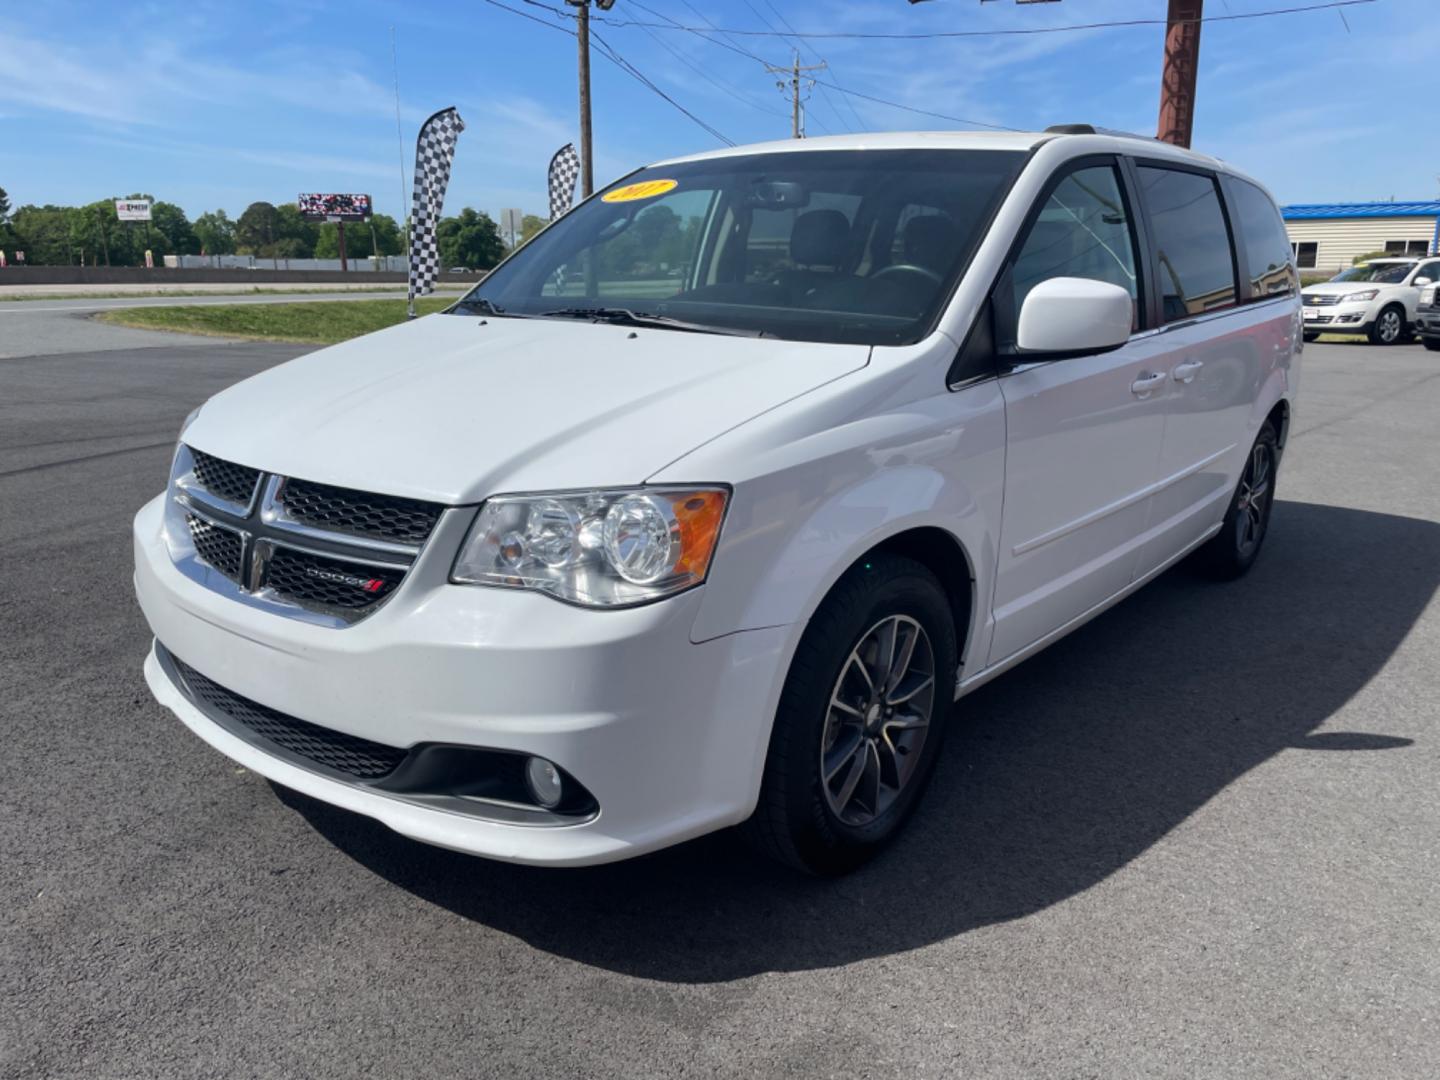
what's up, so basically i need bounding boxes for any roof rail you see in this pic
[1044,124,1166,144]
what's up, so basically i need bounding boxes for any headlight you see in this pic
[1340,289,1379,303]
[451,487,729,607]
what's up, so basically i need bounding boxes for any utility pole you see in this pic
[567,0,615,197]
[1157,0,1203,148]
[766,52,826,139]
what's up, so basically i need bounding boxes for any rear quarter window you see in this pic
[1229,178,1298,300]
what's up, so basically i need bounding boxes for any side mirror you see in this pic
[1414,276,1433,287]
[1016,276,1134,357]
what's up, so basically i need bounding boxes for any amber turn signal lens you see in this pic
[671,490,728,577]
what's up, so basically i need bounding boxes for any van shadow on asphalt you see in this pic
[279,499,1434,982]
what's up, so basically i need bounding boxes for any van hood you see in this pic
[184,312,869,504]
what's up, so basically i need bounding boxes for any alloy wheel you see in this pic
[820,614,937,827]
[1235,440,1273,556]
[1378,309,1402,343]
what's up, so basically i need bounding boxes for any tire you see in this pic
[1423,337,1440,352]
[1368,304,1406,345]
[1194,420,1279,580]
[747,554,958,875]
[1302,331,1320,343]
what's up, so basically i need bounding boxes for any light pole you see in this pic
[566,0,616,198]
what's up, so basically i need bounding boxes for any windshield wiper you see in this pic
[450,296,531,318]
[536,307,764,337]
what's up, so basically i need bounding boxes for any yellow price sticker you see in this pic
[601,179,678,203]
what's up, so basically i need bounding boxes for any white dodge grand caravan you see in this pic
[134,128,1301,874]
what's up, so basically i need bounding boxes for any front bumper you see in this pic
[133,493,791,865]
[1413,310,1440,337]
[1301,299,1374,333]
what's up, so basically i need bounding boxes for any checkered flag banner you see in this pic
[408,106,465,310]
[548,143,580,222]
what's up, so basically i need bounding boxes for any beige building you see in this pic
[1282,201,1440,274]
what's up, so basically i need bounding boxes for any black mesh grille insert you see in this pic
[189,448,261,507]
[264,546,404,615]
[280,478,442,546]
[187,515,244,582]
[170,653,405,780]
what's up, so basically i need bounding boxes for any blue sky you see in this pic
[0,0,1431,222]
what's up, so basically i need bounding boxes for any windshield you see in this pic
[452,149,1027,345]
[1330,262,1414,284]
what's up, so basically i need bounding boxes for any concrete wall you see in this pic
[1284,216,1439,274]
[164,254,409,273]
[0,267,408,286]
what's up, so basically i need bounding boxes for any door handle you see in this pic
[1172,360,1204,384]
[1130,371,1167,396]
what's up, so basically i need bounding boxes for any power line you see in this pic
[741,0,840,134]
[623,8,1025,133]
[589,28,736,145]
[484,0,735,146]
[760,0,864,133]
[626,0,791,122]
[559,0,1379,40]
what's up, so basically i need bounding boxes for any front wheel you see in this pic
[747,555,957,875]
[1302,330,1320,343]
[1368,304,1406,345]
[1194,420,1279,580]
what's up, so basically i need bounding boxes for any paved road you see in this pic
[0,291,463,359]
[2,326,1438,1079]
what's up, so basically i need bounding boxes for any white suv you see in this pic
[134,128,1300,874]
[1300,256,1440,345]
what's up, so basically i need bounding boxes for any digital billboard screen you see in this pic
[298,193,373,222]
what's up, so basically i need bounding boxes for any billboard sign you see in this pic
[298,193,373,222]
[115,199,152,221]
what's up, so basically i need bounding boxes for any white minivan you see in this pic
[134,128,1301,874]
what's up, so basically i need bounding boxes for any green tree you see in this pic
[235,201,280,254]
[517,213,546,248]
[314,212,403,259]
[0,187,11,224]
[274,203,317,258]
[436,208,505,270]
[193,210,236,255]
[10,205,74,264]
[149,200,198,257]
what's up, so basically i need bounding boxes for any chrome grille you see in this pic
[170,446,447,626]
[190,449,261,507]
[264,547,406,615]
[1302,293,1340,306]
[279,478,443,546]
[186,514,244,582]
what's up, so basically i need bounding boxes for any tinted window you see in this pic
[1230,178,1297,300]
[1009,164,1140,330]
[1138,166,1237,322]
[458,149,1026,346]
[1293,241,1317,269]
[1417,261,1440,282]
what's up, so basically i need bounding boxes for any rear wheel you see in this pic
[1194,420,1279,580]
[748,555,957,875]
[1368,304,1406,345]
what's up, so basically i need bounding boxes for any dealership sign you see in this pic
[115,199,152,221]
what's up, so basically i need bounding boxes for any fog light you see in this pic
[525,756,564,808]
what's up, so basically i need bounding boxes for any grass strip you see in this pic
[0,285,466,302]
[96,297,456,345]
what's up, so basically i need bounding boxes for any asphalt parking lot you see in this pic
[2,313,1438,1078]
